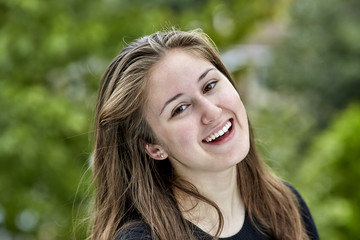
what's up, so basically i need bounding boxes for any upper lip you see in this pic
[202,118,232,141]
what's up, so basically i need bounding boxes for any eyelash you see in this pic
[171,81,218,117]
[171,104,189,117]
[203,81,217,93]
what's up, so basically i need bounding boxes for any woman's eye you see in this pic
[172,104,188,117]
[203,82,216,93]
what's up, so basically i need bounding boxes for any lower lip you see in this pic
[203,119,235,145]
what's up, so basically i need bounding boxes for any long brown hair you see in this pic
[89,29,310,240]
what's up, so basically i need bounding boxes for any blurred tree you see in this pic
[265,0,360,127]
[0,83,91,239]
[249,93,316,180]
[295,103,360,240]
[257,0,360,238]
[0,0,286,239]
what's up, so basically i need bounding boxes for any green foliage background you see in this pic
[0,0,359,239]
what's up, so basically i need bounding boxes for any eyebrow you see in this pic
[159,67,216,115]
[198,67,216,82]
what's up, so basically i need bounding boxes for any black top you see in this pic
[115,185,319,240]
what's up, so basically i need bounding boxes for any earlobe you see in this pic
[144,143,168,160]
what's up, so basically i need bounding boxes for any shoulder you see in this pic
[115,222,153,240]
[284,182,320,240]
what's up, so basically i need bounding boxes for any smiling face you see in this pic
[144,49,250,178]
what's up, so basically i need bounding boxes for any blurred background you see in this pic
[0,0,359,239]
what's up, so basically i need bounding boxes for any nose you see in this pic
[199,97,222,125]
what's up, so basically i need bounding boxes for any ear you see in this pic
[144,143,168,160]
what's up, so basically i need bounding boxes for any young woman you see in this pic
[89,29,319,240]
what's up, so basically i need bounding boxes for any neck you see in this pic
[175,166,245,237]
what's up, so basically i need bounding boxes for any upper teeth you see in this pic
[205,121,232,142]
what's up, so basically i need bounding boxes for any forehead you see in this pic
[148,49,212,87]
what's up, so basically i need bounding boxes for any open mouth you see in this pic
[203,119,233,143]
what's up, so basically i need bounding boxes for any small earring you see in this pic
[160,154,164,158]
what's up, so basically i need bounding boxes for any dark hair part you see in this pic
[89,29,310,240]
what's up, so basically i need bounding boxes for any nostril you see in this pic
[201,117,213,125]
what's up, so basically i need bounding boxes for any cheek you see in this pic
[167,122,196,146]
[157,120,199,158]
[222,89,245,112]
